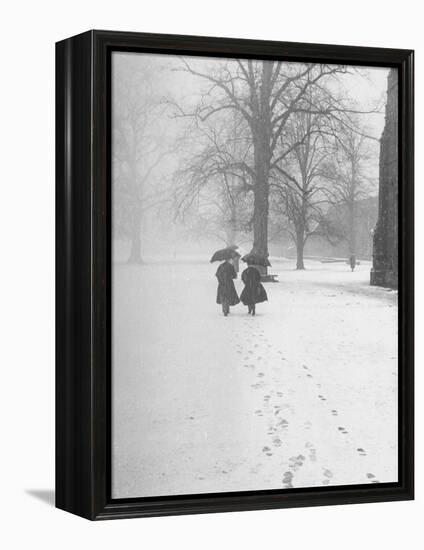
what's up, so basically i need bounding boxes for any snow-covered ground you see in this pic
[112,258,398,498]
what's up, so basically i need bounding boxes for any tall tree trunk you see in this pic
[348,162,358,257]
[348,200,356,256]
[252,175,269,257]
[128,207,143,263]
[251,62,273,266]
[295,227,305,270]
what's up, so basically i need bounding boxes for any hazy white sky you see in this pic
[112,51,391,139]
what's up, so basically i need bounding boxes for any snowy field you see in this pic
[111,258,398,498]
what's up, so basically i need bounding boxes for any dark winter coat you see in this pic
[240,266,268,305]
[216,261,240,306]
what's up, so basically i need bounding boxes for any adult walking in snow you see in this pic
[240,260,268,316]
[349,254,356,272]
[215,259,240,316]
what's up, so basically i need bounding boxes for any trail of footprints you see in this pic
[301,361,378,481]
[238,324,379,487]
[281,452,336,489]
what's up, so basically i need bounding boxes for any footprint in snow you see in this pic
[357,447,367,456]
[321,468,333,485]
[366,473,380,483]
[305,442,317,461]
[289,454,306,471]
[282,471,293,488]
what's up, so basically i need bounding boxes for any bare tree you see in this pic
[112,55,169,263]
[174,59,353,266]
[270,109,336,269]
[173,111,253,246]
[321,124,378,257]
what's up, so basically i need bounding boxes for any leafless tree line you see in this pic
[113,55,382,267]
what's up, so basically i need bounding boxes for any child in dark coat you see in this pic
[240,262,268,315]
[216,260,240,316]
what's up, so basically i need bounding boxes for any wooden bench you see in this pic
[261,273,278,283]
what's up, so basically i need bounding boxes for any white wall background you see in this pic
[0,1,420,548]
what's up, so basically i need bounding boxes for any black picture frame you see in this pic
[56,30,414,520]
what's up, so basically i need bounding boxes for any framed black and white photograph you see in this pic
[56,30,414,520]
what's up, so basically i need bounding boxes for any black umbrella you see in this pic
[241,253,271,267]
[210,247,241,263]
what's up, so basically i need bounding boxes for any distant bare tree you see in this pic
[112,56,168,263]
[321,123,378,257]
[270,109,336,269]
[173,112,253,246]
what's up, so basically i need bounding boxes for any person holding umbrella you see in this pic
[240,253,268,316]
[211,247,240,316]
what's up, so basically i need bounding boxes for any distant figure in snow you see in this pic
[240,261,268,316]
[349,254,356,272]
[216,259,240,316]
